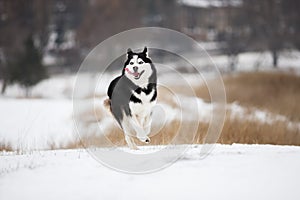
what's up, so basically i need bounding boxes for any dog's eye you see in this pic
[138,61,144,64]
[129,62,134,65]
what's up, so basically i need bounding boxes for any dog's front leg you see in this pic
[143,114,152,136]
[130,115,150,143]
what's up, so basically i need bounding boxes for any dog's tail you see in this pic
[103,98,112,115]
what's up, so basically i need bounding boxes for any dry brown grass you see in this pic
[86,71,300,147]
[3,71,299,152]
[81,120,182,147]
[157,86,180,108]
[219,118,300,145]
[0,143,13,152]
[196,71,300,122]
[65,120,206,148]
[64,71,299,148]
[72,117,300,148]
[193,71,300,146]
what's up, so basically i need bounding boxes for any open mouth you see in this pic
[126,69,145,80]
[133,70,145,79]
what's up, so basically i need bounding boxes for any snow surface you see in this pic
[178,0,242,8]
[1,49,299,149]
[0,99,74,150]
[1,49,300,199]
[0,144,300,200]
[228,102,300,130]
[1,93,298,150]
[169,50,300,73]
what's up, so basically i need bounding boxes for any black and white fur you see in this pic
[104,47,157,149]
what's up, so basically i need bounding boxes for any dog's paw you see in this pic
[145,138,150,144]
[138,136,150,144]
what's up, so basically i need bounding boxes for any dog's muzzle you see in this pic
[125,68,145,79]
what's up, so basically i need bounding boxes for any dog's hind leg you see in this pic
[124,135,138,150]
[103,99,112,115]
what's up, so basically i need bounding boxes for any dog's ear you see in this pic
[143,47,147,54]
[127,48,133,56]
[142,46,148,57]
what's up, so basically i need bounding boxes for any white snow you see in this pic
[0,50,300,199]
[0,50,299,149]
[45,31,58,51]
[0,99,74,150]
[42,53,57,66]
[1,88,298,151]
[0,74,76,99]
[178,0,242,8]
[45,30,76,51]
[228,102,300,130]
[168,50,300,73]
[0,144,300,200]
[60,30,76,50]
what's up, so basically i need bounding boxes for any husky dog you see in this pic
[104,47,157,149]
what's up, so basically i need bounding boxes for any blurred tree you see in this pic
[222,0,300,69]
[76,0,142,50]
[222,1,247,71]
[0,48,7,94]
[9,35,48,97]
[0,0,51,94]
[241,0,292,68]
[144,0,179,29]
[76,0,180,67]
[281,0,300,50]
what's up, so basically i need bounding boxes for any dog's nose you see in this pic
[133,66,138,72]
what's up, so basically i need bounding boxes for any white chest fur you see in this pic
[129,89,156,117]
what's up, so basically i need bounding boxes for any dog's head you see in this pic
[123,47,154,86]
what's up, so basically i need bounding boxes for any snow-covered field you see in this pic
[1,58,299,150]
[0,98,74,150]
[1,50,300,199]
[0,70,208,150]
[1,91,297,151]
[1,144,300,200]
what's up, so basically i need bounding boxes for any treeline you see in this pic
[0,0,300,94]
[224,0,300,69]
[0,0,178,94]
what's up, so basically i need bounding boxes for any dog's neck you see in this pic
[127,76,150,89]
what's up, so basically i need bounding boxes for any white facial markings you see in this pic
[137,58,144,64]
[131,55,138,65]
[125,55,152,86]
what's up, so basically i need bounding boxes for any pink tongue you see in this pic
[125,68,139,76]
